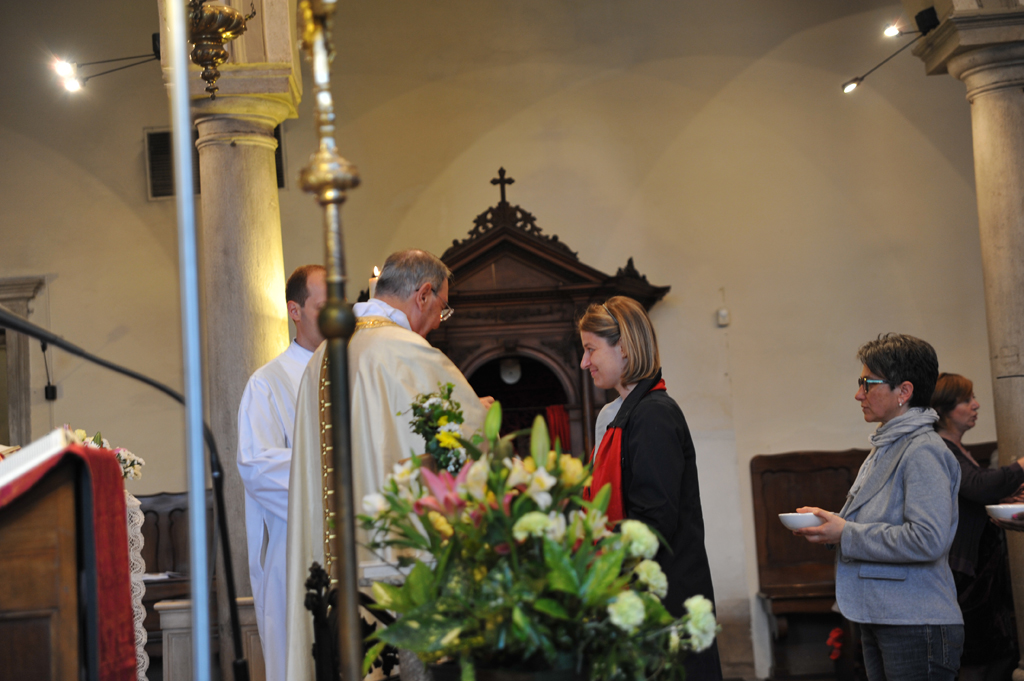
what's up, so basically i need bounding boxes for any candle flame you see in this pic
[373,266,380,276]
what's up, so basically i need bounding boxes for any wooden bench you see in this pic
[751,442,997,677]
[138,490,215,661]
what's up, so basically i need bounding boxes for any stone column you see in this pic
[155,0,302,676]
[948,45,1024,679]
[192,94,293,681]
[905,3,1024,677]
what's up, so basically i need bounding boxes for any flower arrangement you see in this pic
[66,427,145,481]
[359,403,718,680]
[405,383,482,473]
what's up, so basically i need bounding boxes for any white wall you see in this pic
[0,1,991,676]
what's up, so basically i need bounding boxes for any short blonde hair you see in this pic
[578,296,660,386]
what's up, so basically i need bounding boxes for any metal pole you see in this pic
[297,2,362,678]
[166,0,211,678]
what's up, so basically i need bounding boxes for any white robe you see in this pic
[284,301,486,681]
[237,340,313,681]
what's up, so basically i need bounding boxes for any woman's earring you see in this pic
[898,400,903,407]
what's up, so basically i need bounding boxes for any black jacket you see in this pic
[610,372,715,598]
[612,371,721,678]
[944,438,1024,576]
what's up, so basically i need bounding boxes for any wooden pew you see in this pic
[138,491,216,662]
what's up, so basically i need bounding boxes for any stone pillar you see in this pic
[904,3,1024,677]
[193,94,293,681]
[155,0,302,676]
[948,43,1024,677]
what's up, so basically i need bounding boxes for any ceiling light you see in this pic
[53,60,76,78]
[843,8,939,94]
[53,33,160,94]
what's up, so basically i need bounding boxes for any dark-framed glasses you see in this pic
[857,377,887,393]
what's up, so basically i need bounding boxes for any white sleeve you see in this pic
[237,377,292,521]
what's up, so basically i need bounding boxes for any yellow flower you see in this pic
[559,455,586,486]
[428,511,454,538]
[435,431,461,449]
[523,457,537,473]
[473,565,488,582]
[438,415,449,426]
[546,450,558,471]
[505,458,532,488]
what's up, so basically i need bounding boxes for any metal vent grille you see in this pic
[145,129,200,199]
[145,126,285,200]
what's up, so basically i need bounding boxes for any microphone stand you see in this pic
[0,302,249,681]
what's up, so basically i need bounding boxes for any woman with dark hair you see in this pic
[932,373,1023,678]
[795,333,963,681]
[578,296,722,680]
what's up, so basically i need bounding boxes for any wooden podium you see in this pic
[0,430,137,681]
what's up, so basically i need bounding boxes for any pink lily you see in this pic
[413,466,470,517]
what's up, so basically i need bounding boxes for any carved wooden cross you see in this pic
[491,167,515,203]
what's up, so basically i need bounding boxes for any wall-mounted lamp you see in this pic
[842,7,939,94]
[53,33,160,92]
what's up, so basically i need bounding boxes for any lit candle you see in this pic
[369,266,380,298]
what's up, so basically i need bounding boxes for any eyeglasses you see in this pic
[857,377,888,393]
[433,290,454,322]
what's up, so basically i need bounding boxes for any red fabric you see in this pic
[545,404,572,453]
[583,380,667,523]
[587,428,624,521]
[0,444,136,681]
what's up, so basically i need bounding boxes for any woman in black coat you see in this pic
[932,372,1024,677]
[579,296,722,680]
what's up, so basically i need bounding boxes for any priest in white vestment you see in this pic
[284,250,489,681]
[237,265,326,681]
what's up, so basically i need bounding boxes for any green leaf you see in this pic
[511,604,530,640]
[591,483,611,513]
[455,435,485,461]
[580,545,625,607]
[373,613,466,653]
[405,560,436,608]
[362,640,387,676]
[485,401,503,441]
[640,591,675,625]
[371,581,410,613]
[460,653,476,681]
[543,537,580,594]
[533,598,570,620]
[530,415,550,463]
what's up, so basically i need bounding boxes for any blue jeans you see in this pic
[859,623,964,681]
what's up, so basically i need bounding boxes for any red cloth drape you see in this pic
[545,404,572,453]
[0,444,136,681]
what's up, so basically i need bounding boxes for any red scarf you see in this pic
[584,379,666,522]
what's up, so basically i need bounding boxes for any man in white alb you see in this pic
[284,249,492,681]
[237,264,326,681]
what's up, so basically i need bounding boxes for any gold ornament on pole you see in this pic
[296,1,363,680]
[186,0,256,99]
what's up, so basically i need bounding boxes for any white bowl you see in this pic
[779,512,825,531]
[985,504,1024,520]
